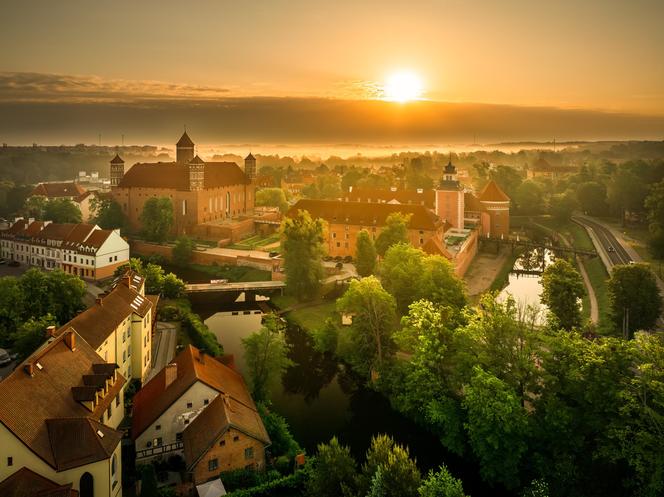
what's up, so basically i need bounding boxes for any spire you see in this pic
[177,131,194,147]
[110,154,124,164]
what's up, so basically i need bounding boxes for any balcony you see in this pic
[136,441,183,460]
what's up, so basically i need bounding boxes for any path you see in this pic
[145,322,178,382]
[463,250,509,297]
[547,224,599,324]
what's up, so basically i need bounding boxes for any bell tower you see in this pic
[110,153,125,187]
[434,155,465,229]
[244,153,256,180]
[176,131,195,164]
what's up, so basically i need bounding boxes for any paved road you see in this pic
[573,216,633,267]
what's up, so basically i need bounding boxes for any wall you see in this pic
[452,230,478,277]
[191,427,266,485]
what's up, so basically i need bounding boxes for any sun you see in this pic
[382,71,423,102]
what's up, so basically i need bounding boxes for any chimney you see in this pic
[24,363,34,376]
[45,325,57,338]
[95,296,103,306]
[199,351,206,364]
[65,330,76,351]
[164,363,177,389]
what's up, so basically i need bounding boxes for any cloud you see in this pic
[0,71,231,103]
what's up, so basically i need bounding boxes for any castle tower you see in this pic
[434,156,465,229]
[176,131,195,164]
[110,153,125,187]
[244,153,256,180]
[188,155,205,191]
[478,180,510,238]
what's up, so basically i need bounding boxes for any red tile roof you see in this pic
[132,345,257,439]
[478,181,510,203]
[31,182,87,199]
[345,187,435,209]
[117,161,249,189]
[0,331,124,470]
[0,467,79,497]
[288,199,443,232]
[183,392,270,470]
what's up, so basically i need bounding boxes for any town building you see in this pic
[62,270,155,383]
[526,157,576,179]
[0,328,126,497]
[0,219,130,281]
[110,132,256,241]
[30,182,94,221]
[131,345,269,474]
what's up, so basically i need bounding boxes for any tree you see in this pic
[514,180,543,214]
[645,179,664,258]
[255,187,289,213]
[242,314,292,401]
[359,434,421,497]
[281,209,326,301]
[462,367,529,489]
[576,181,607,215]
[549,190,577,223]
[312,318,338,354]
[306,437,357,497]
[540,259,585,330]
[172,236,195,266]
[12,314,56,360]
[142,263,165,295]
[161,273,185,298]
[24,195,47,219]
[0,277,24,346]
[44,198,82,223]
[257,403,302,458]
[380,244,466,315]
[607,263,661,338]
[19,268,85,324]
[418,466,469,497]
[140,197,173,243]
[91,197,127,230]
[139,464,159,497]
[355,229,377,276]
[375,213,411,256]
[336,276,397,373]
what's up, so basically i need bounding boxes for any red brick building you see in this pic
[110,132,256,236]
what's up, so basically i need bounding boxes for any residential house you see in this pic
[30,182,94,221]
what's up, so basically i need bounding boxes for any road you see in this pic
[572,216,633,267]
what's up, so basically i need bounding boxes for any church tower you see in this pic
[110,153,125,187]
[434,155,465,229]
[244,153,256,180]
[176,131,195,164]
[188,155,205,191]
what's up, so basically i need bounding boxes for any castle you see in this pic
[110,132,256,239]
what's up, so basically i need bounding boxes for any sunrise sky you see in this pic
[1,0,663,145]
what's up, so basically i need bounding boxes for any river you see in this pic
[191,298,510,496]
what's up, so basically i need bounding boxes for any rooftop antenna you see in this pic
[184,124,187,132]
[98,133,101,146]
[121,134,124,147]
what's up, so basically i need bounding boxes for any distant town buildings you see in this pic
[30,181,94,221]
[110,132,257,241]
[132,345,270,480]
[0,219,130,281]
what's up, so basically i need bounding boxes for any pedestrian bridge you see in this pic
[184,280,286,294]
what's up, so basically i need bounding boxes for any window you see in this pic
[204,399,209,405]
[219,440,226,447]
[233,435,240,442]
[107,405,112,419]
[111,454,117,476]
[109,257,112,263]
[244,447,254,460]
[208,458,219,471]
[332,232,336,239]
[146,440,152,448]
[153,437,162,446]
[115,394,120,407]
[184,419,190,425]
[7,457,12,466]
[155,424,161,431]
[187,402,193,408]
[176,432,183,441]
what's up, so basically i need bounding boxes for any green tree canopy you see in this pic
[242,314,293,401]
[418,466,469,497]
[44,198,82,223]
[172,235,196,266]
[12,314,56,360]
[281,209,326,301]
[576,181,607,216]
[540,259,585,330]
[359,434,421,497]
[140,197,173,243]
[306,437,357,497]
[336,276,397,373]
[255,187,289,213]
[549,190,578,223]
[90,197,127,230]
[355,229,377,276]
[607,263,661,338]
[375,212,411,257]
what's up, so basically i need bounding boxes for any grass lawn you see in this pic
[228,232,281,250]
[271,294,338,333]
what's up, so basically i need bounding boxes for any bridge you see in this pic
[480,236,597,257]
[185,280,286,295]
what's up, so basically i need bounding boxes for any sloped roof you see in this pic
[0,331,124,470]
[288,199,442,231]
[110,154,124,164]
[478,181,510,202]
[422,236,453,259]
[245,153,255,161]
[177,131,195,147]
[117,162,249,189]
[78,228,112,249]
[464,192,483,212]
[183,392,270,470]
[190,155,205,165]
[132,345,256,439]
[345,187,435,209]
[0,467,79,497]
[63,279,152,349]
[31,182,87,199]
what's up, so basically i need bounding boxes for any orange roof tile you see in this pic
[345,187,435,209]
[118,161,249,189]
[0,467,78,497]
[31,182,86,199]
[132,346,256,439]
[478,181,510,202]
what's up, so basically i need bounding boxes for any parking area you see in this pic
[0,262,28,278]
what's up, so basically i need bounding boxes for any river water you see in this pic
[191,299,508,496]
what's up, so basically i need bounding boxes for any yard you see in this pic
[271,294,339,333]
[228,232,281,251]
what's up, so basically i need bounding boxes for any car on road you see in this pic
[607,246,615,252]
[0,348,12,366]
[0,258,6,265]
